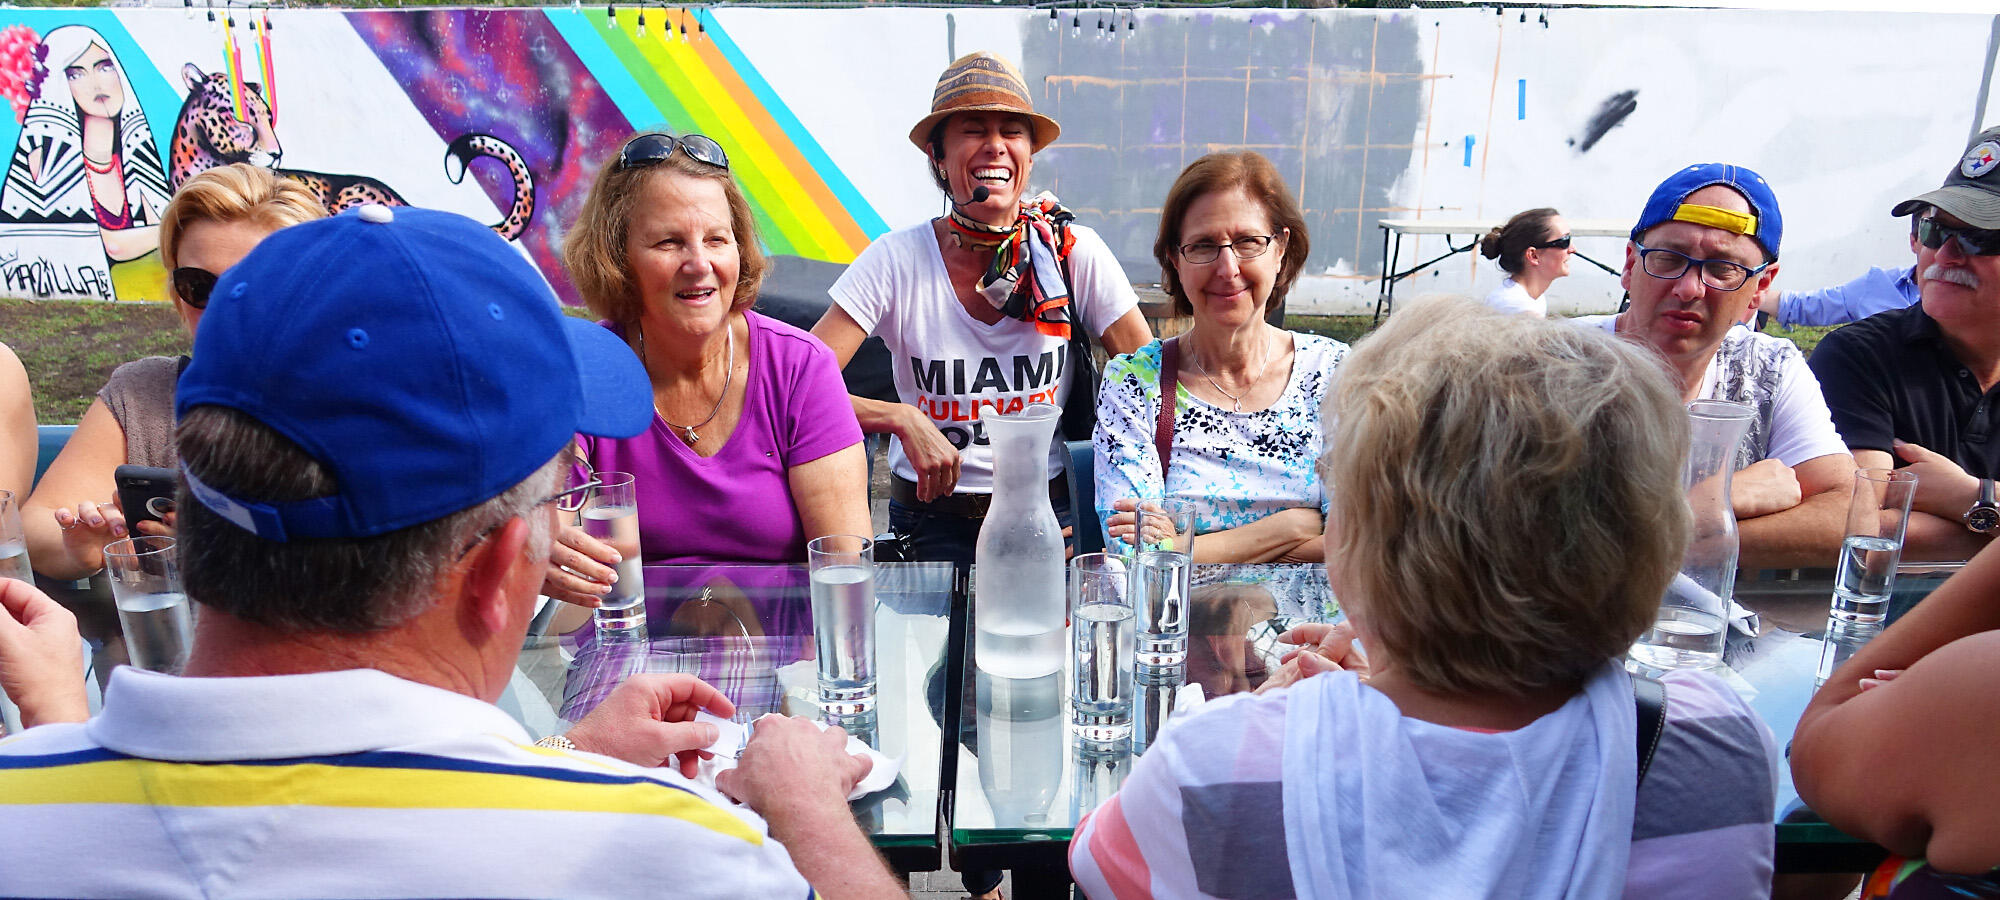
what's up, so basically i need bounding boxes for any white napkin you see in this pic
[690,711,901,801]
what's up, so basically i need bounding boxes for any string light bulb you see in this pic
[636,9,646,37]
[606,3,614,25]
[1071,13,1080,38]
[1048,7,1058,30]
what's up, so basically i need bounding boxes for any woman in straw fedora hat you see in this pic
[812,51,1153,566]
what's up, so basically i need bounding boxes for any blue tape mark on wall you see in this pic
[1463,135,1475,166]
[1518,79,1527,120]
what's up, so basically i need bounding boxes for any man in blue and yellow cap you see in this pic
[1573,164,1856,570]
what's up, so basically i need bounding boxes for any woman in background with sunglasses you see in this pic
[23,163,322,579]
[1479,206,1571,318]
[549,131,867,602]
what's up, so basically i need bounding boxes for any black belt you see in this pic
[890,474,1068,519]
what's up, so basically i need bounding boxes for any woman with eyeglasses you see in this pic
[809,52,1153,566]
[23,163,323,580]
[1479,206,1571,317]
[548,131,867,601]
[1093,151,1347,563]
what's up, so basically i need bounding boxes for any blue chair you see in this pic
[1064,440,1104,555]
[33,424,75,490]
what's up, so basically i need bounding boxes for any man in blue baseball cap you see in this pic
[1573,164,1855,570]
[0,205,904,898]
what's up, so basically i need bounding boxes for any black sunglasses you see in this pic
[172,267,219,309]
[618,133,729,171]
[1917,217,2000,256]
[1532,235,1573,250]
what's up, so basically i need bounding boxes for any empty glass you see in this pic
[1132,550,1191,666]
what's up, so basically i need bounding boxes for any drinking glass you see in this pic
[1070,553,1134,744]
[808,534,877,715]
[1133,498,1196,554]
[1816,469,1917,687]
[104,536,191,673]
[578,471,647,642]
[1132,550,1191,665]
[0,490,31,582]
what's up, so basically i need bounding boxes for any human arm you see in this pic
[781,333,872,543]
[561,673,735,778]
[715,716,905,900]
[788,444,871,543]
[22,399,130,580]
[0,578,88,727]
[1096,307,1153,357]
[1775,267,1917,329]
[1854,447,1992,562]
[0,343,35,502]
[1736,452,1853,569]
[809,302,960,501]
[1793,541,2000,870]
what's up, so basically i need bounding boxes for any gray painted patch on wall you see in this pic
[1020,10,1424,281]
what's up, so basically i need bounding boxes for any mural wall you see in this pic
[0,6,1988,312]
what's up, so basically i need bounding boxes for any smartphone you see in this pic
[113,464,179,530]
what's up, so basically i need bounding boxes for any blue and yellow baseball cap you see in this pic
[175,204,654,542]
[1630,163,1782,260]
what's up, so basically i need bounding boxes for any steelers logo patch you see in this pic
[1964,141,2000,178]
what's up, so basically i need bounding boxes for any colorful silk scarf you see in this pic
[946,191,1076,339]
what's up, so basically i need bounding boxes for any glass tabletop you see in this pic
[507,562,956,864]
[949,562,1949,872]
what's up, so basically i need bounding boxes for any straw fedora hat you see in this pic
[908,52,1061,154]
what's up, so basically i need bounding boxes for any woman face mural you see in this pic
[64,42,123,122]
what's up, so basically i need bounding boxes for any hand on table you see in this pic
[1255,622,1369,695]
[0,578,88,727]
[562,673,736,777]
[1731,458,1803,519]
[715,715,871,816]
[898,408,960,502]
[541,523,620,608]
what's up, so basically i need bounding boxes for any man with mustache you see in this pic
[1576,164,1855,569]
[1810,126,2000,561]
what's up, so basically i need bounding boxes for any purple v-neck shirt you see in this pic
[578,312,862,563]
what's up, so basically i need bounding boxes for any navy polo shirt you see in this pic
[1809,304,2000,478]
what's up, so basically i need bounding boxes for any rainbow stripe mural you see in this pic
[552,8,886,263]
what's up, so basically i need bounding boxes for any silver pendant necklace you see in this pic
[1190,332,1272,413]
[639,320,733,444]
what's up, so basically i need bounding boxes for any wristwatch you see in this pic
[1964,478,2000,534]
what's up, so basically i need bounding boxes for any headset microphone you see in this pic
[969,185,991,204]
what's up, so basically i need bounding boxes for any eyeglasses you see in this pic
[618,133,729,171]
[1633,243,1770,292]
[1532,235,1573,250]
[172,267,219,309]
[455,478,602,561]
[1177,233,1281,265]
[1917,217,2000,256]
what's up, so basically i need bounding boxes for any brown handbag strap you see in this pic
[1156,337,1180,484]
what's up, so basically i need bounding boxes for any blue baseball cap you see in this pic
[1630,163,1783,260]
[175,204,653,542]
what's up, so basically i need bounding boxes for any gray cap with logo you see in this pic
[1894,125,2000,227]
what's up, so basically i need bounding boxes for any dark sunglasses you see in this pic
[1917,217,2000,256]
[618,133,729,171]
[171,267,219,309]
[1532,235,1573,250]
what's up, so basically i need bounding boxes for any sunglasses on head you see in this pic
[618,133,729,171]
[172,267,219,309]
[1532,235,1573,250]
[1917,217,2000,256]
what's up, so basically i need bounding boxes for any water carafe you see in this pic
[974,402,1066,678]
[1630,399,1752,672]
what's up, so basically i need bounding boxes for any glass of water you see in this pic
[1831,468,1918,625]
[1132,550,1191,666]
[0,490,32,583]
[103,536,191,673]
[807,534,877,715]
[1133,498,1196,554]
[577,471,647,642]
[1070,552,1134,744]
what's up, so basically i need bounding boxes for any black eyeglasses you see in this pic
[618,133,729,171]
[172,267,219,309]
[1178,233,1282,265]
[1917,217,2000,256]
[1633,243,1770,292]
[1532,235,1573,250]
[455,478,602,561]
